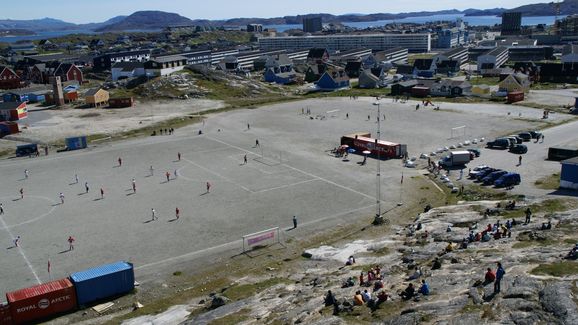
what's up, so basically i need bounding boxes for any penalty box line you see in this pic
[206,136,376,201]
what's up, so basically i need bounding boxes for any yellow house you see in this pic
[85,88,110,107]
[499,73,530,93]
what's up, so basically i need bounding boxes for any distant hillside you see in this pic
[465,0,578,16]
[95,11,193,31]
[78,16,127,30]
[506,0,578,16]
[0,18,76,31]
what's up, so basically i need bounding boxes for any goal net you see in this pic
[450,125,467,139]
[242,227,282,252]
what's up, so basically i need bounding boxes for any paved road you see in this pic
[0,97,564,295]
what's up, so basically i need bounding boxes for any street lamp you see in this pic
[373,99,384,225]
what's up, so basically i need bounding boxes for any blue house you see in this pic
[263,54,296,84]
[316,67,350,91]
[561,157,578,190]
[2,91,29,103]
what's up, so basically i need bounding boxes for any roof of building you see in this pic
[562,157,578,165]
[84,88,105,97]
[345,61,362,71]
[395,80,419,88]
[307,48,328,59]
[395,64,414,74]
[150,55,187,63]
[413,59,434,70]
[54,63,75,76]
[359,69,380,82]
[112,62,145,71]
[0,102,25,110]
[436,59,460,69]
[442,47,468,57]
[25,53,78,63]
[483,47,508,57]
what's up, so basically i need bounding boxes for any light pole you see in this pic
[373,100,383,225]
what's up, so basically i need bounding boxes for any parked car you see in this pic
[494,173,521,188]
[486,138,510,149]
[528,131,542,139]
[476,168,500,181]
[507,135,523,144]
[15,144,38,157]
[482,170,508,185]
[509,144,528,154]
[467,148,481,157]
[469,165,489,178]
[517,132,532,142]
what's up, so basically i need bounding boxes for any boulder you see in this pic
[209,295,231,309]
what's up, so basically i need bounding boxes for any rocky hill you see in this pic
[95,11,194,32]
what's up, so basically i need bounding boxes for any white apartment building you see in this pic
[258,34,431,53]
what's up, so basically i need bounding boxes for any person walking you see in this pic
[74,174,79,184]
[166,171,170,182]
[118,157,122,167]
[525,208,532,224]
[19,188,23,199]
[255,139,260,147]
[178,152,181,161]
[151,208,157,221]
[518,155,522,166]
[346,113,349,119]
[24,169,29,179]
[206,181,211,193]
[495,262,506,293]
[247,123,250,130]
[68,236,75,251]
[175,207,180,220]
[0,203,3,215]
[85,182,89,193]
[13,236,20,247]
[541,134,545,143]
[59,192,64,204]
[293,216,298,229]
[132,178,136,193]
[243,154,247,165]
[174,169,178,179]
[100,188,104,199]
[150,165,154,176]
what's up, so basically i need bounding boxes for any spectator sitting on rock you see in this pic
[460,238,468,249]
[377,290,390,303]
[511,218,518,226]
[474,232,482,241]
[468,231,475,242]
[407,266,422,280]
[482,231,491,242]
[400,283,416,300]
[375,265,381,277]
[493,230,502,240]
[565,245,578,260]
[486,224,492,233]
[342,277,355,288]
[431,257,442,270]
[324,290,337,306]
[446,225,452,232]
[346,255,356,266]
[418,279,430,296]
[416,222,423,230]
[373,279,384,292]
[368,268,375,282]
[361,289,371,303]
[445,241,454,253]
[541,220,552,230]
[354,291,364,305]
[359,271,365,286]
[484,268,496,285]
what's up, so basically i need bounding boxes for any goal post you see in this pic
[450,125,467,139]
[242,227,282,253]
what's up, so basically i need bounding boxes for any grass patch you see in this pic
[222,278,290,301]
[173,271,182,276]
[512,239,559,249]
[207,308,251,325]
[530,261,578,277]
[468,77,500,86]
[534,173,560,190]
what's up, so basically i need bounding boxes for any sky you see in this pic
[2,0,544,24]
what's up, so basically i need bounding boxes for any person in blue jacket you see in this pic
[495,262,506,293]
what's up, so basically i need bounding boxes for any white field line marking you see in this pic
[0,196,57,230]
[206,136,375,201]
[0,214,41,284]
[252,179,318,194]
[428,178,445,194]
[182,158,253,193]
[134,204,374,272]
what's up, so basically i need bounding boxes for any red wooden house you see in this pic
[54,63,83,84]
[26,62,83,84]
[0,102,27,121]
[0,66,23,89]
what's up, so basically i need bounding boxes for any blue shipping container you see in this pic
[65,136,87,151]
[70,261,134,306]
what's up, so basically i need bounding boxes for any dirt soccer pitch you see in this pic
[0,97,549,294]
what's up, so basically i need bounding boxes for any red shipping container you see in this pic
[507,91,524,103]
[6,279,77,324]
[0,303,12,325]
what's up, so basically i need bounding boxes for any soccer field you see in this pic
[0,97,541,294]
